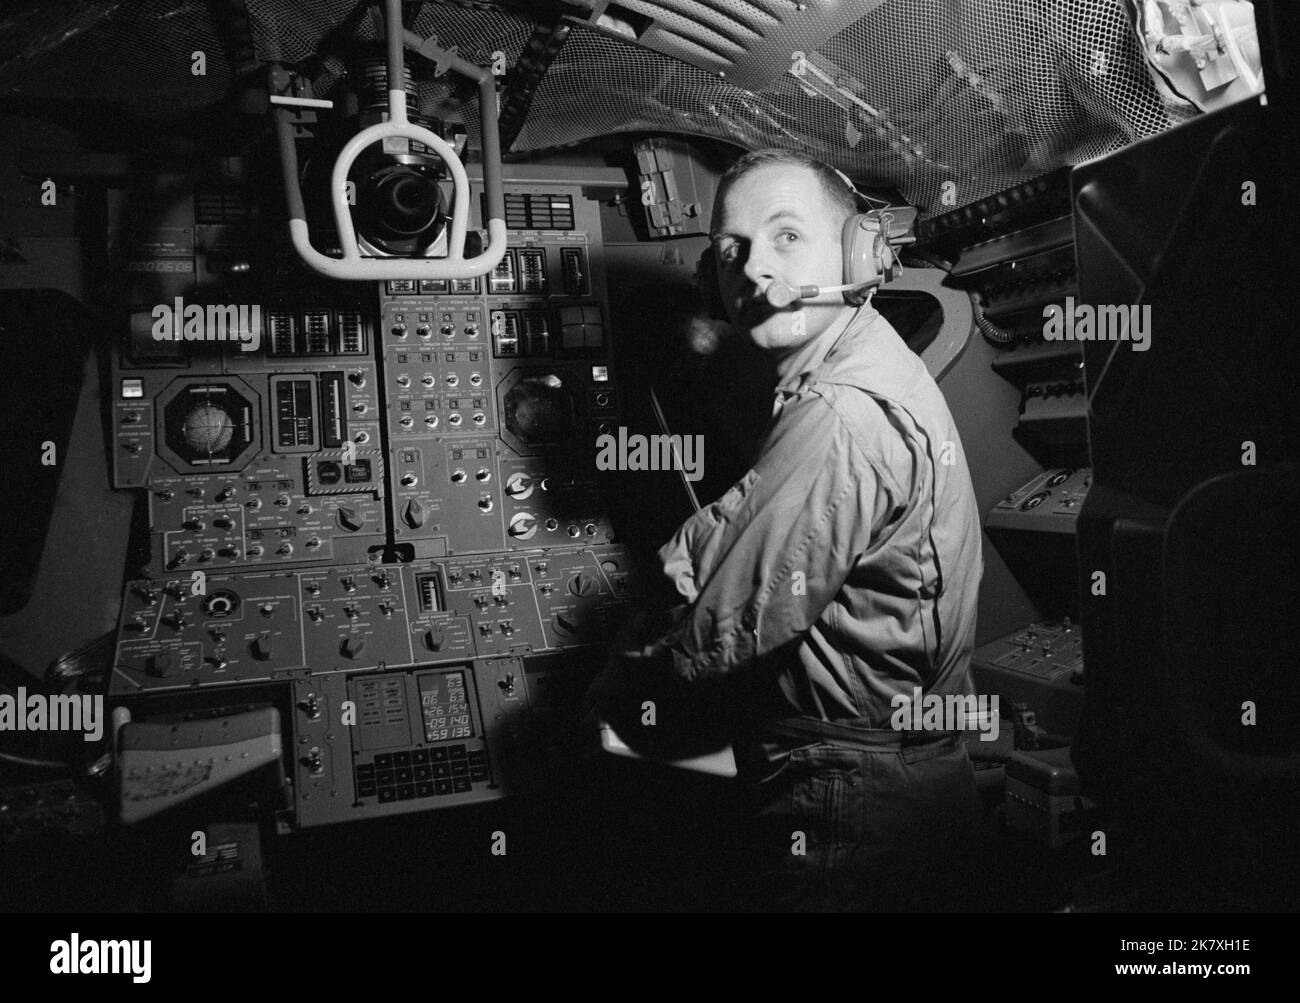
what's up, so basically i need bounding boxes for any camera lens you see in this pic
[354,161,447,255]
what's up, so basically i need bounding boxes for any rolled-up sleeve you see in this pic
[656,389,895,680]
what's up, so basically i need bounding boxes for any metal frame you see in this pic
[273,0,507,281]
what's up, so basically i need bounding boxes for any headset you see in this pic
[696,166,917,317]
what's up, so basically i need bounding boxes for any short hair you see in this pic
[710,148,859,234]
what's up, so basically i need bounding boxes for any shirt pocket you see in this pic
[657,469,761,602]
[688,468,761,582]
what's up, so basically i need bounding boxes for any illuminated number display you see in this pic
[419,671,474,743]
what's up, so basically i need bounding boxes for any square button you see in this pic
[451,762,470,777]
[393,751,412,767]
[414,765,432,781]
[376,769,395,786]
[396,767,414,784]
[433,764,451,779]
[397,784,415,801]
[435,780,453,796]
[416,782,434,798]
[470,769,488,783]
[375,754,393,768]
[357,782,377,798]
[430,748,448,762]
[355,764,376,779]
[449,745,467,759]
[453,778,472,793]
[378,788,397,804]
[412,749,429,765]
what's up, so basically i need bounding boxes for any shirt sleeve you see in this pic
[655,387,895,681]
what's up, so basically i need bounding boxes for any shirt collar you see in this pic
[772,303,869,401]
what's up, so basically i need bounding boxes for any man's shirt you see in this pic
[656,302,983,727]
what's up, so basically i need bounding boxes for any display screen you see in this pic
[419,671,474,743]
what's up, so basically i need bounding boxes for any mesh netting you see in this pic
[510,0,1193,214]
[0,0,1199,215]
[0,0,230,120]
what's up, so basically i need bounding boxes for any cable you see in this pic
[45,631,115,690]
[971,291,1019,346]
[0,751,67,769]
[649,386,702,514]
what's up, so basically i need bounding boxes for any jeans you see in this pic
[744,733,985,911]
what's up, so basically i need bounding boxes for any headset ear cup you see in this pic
[695,246,727,320]
[875,232,898,282]
[841,213,880,305]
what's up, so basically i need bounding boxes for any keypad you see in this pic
[355,744,489,802]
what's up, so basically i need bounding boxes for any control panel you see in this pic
[986,467,1092,534]
[970,619,1086,737]
[108,166,641,828]
[112,308,386,573]
[381,185,622,558]
[113,546,637,692]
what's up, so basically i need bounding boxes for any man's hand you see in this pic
[584,606,737,758]
[584,608,682,729]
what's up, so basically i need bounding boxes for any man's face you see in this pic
[711,163,848,351]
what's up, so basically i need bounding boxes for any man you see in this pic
[597,148,986,911]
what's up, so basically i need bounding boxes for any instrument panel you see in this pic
[108,167,640,828]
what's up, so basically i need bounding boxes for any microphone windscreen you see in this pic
[765,281,800,308]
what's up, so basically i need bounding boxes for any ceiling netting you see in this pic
[1,0,1197,216]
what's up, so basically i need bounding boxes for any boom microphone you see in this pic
[765,278,882,308]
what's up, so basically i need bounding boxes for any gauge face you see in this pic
[182,403,235,454]
[1021,490,1050,511]
[200,590,241,618]
[504,374,575,446]
[161,382,256,469]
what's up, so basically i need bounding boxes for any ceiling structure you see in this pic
[0,0,1202,216]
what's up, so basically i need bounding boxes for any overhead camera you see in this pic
[351,47,449,257]
[305,45,450,258]
[272,4,507,282]
[350,152,447,257]
[351,47,448,256]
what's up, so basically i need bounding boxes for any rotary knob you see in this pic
[567,573,599,597]
[146,652,177,678]
[504,473,534,499]
[403,498,426,528]
[507,513,537,540]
